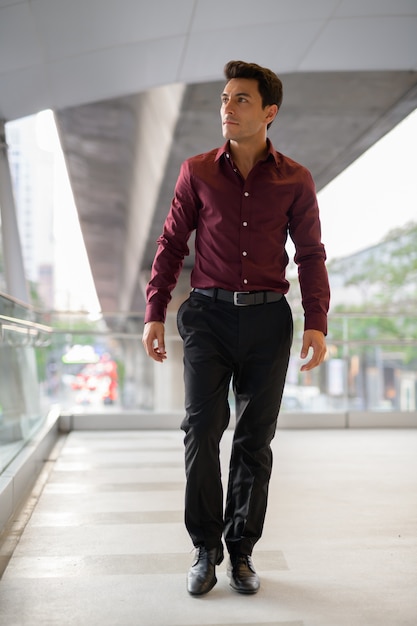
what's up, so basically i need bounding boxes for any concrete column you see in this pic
[0,120,30,304]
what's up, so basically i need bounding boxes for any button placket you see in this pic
[240,189,251,287]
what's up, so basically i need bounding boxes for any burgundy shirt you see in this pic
[145,140,330,334]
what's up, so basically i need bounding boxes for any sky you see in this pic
[35,111,101,312]
[35,106,417,312]
[317,108,417,262]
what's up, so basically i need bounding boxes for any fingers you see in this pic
[300,329,326,372]
[300,351,323,372]
[142,322,167,363]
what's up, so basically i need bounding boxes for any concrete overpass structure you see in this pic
[1,1,417,318]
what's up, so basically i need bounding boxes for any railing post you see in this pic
[0,120,30,304]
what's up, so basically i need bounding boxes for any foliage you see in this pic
[293,222,417,365]
[328,221,417,311]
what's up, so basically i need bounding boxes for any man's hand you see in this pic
[300,329,327,371]
[142,321,167,363]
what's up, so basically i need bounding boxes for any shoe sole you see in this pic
[229,581,259,594]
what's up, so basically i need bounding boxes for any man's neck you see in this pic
[229,138,269,178]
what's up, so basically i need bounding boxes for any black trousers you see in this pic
[177,291,293,556]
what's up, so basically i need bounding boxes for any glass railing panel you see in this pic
[2,304,416,475]
[41,311,417,416]
[42,311,149,412]
[0,292,51,472]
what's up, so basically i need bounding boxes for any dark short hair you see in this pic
[224,60,283,110]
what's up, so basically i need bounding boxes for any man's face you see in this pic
[220,78,276,142]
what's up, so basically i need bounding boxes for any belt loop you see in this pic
[263,291,267,304]
[212,288,218,302]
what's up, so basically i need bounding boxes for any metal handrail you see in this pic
[0,313,52,346]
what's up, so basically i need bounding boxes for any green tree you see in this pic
[333,221,417,312]
[326,222,417,365]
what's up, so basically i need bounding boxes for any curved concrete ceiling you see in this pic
[1,1,417,318]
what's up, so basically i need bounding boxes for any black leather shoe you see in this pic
[187,545,224,596]
[227,554,260,594]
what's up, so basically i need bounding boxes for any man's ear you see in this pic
[266,104,279,124]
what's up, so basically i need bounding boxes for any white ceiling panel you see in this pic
[301,16,417,71]
[47,36,187,110]
[334,0,417,18]
[179,20,325,82]
[0,2,44,73]
[0,0,23,7]
[192,0,340,30]
[0,66,50,118]
[31,0,195,60]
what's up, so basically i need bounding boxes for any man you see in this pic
[142,60,330,596]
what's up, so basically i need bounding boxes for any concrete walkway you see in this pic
[0,428,416,626]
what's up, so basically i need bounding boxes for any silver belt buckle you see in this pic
[233,291,250,306]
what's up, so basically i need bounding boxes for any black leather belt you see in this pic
[193,288,282,306]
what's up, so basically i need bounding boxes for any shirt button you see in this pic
[242,251,247,256]
[226,153,230,158]
[244,191,249,197]
[243,221,248,227]
[243,279,248,285]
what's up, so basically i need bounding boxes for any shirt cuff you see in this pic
[304,313,328,336]
[144,302,166,324]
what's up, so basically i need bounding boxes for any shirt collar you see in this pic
[215,139,280,167]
